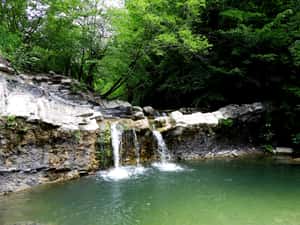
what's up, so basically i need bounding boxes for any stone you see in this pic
[77,113,94,117]
[170,111,183,121]
[153,116,172,131]
[0,72,100,131]
[0,64,267,195]
[134,118,150,130]
[219,102,264,119]
[100,99,132,109]
[133,111,145,120]
[143,106,155,116]
[0,56,14,74]
[161,102,264,130]
[0,116,99,195]
[133,106,143,112]
[275,147,294,154]
[90,112,104,121]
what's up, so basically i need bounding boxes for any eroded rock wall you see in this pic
[0,57,266,194]
[0,117,99,194]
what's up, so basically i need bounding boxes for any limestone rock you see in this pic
[133,106,143,112]
[143,106,156,116]
[167,102,264,129]
[133,118,150,130]
[275,147,294,154]
[100,99,132,109]
[133,111,145,120]
[170,111,183,121]
[0,117,99,195]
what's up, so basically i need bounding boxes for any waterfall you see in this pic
[111,122,123,168]
[152,130,183,172]
[152,130,171,163]
[100,122,127,180]
[133,129,141,165]
[99,123,147,181]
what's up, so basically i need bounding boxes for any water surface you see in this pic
[1,158,300,225]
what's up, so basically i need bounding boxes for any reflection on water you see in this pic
[1,158,300,225]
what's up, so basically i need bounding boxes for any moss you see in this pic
[73,130,82,144]
[96,122,113,169]
[6,115,17,127]
[220,118,234,127]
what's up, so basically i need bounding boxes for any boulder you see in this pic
[133,111,145,120]
[0,56,14,74]
[275,147,294,154]
[100,99,132,109]
[143,106,156,116]
[170,111,183,121]
[167,102,264,130]
[133,118,150,130]
[133,106,143,112]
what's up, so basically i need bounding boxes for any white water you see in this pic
[152,130,183,172]
[99,166,148,181]
[101,124,147,181]
[100,126,181,181]
[111,123,123,168]
[152,130,171,163]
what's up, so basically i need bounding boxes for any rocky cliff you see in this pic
[0,58,266,194]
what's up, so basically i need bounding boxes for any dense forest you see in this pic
[0,0,299,148]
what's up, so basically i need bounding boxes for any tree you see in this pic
[97,0,211,103]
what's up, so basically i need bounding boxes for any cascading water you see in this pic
[99,123,147,181]
[152,131,171,163]
[111,123,122,168]
[152,130,183,172]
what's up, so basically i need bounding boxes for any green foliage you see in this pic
[292,133,300,145]
[292,133,300,146]
[0,0,299,147]
[6,115,18,128]
[0,26,21,58]
[220,9,265,24]
[97,0,211,102]
[263,144,274,153]
[289,40,300,67]
[220,118,234,127]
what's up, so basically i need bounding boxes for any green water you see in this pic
[1,159,300,225]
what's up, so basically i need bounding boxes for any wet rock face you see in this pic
[121,129,158,164]
[0,67,138,194]
[164,108,265,160]
[96,120,157,167]
[0,60,267,194]
[0,117,99,194]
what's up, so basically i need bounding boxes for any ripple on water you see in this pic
[98,166,148,181]
[151,162,184,172]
